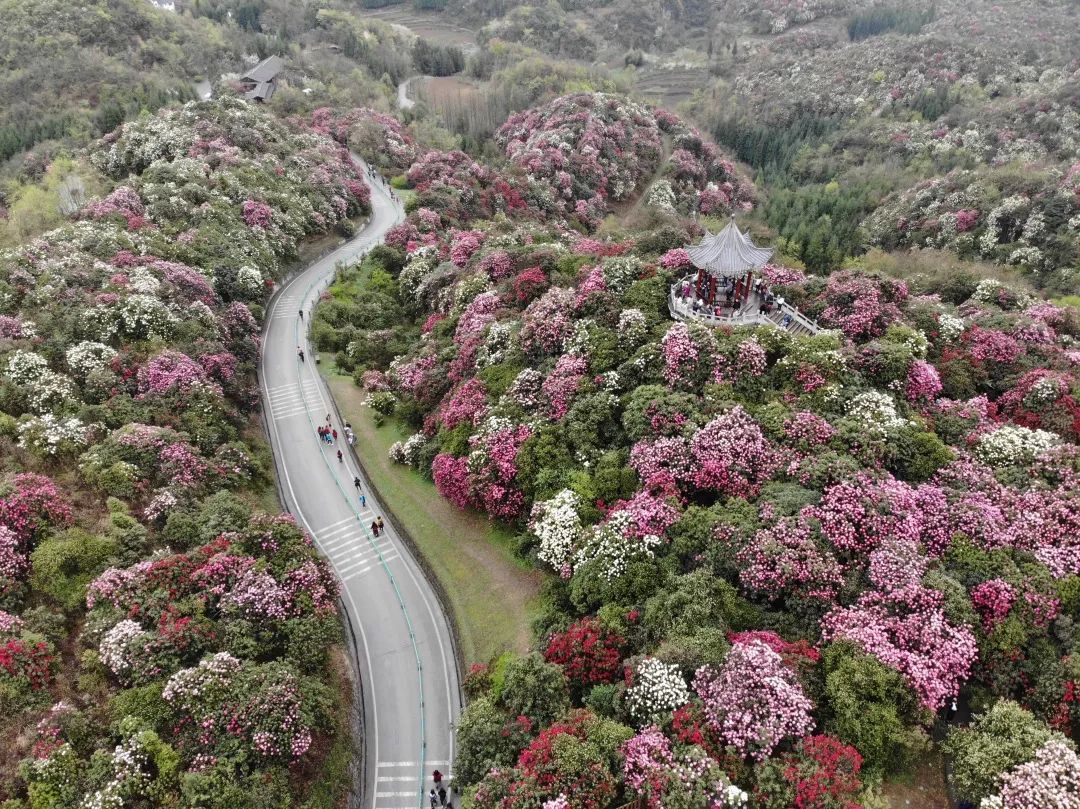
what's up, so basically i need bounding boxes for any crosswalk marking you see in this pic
[265,379,319,394]
[319,521,361,541]
[335,547,396,570]
[317,516,354,533]
[267,389,316,406]
[338,554,400,581]
[325,536,389,557]
[320,532,364,552]
[377,761,451,767]
[273,406,322,421]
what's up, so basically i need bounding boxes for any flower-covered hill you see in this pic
[495,93,755,227]
[309,106,420,175]
[318,95,1080,801]
[0,97,369,806]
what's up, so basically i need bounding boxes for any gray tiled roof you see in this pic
[242,55,284,83]
[686,217,774,278]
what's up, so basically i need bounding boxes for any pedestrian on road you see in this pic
[337,449,343,463]
[297,347,305,362]
[377,516,385,532]
[437,786,447,805]
[429,789,439,809]
[298,309,303,320]
[433,770,443,786]
[332,429,338,442]
[371,520,379,537]
[353,475,362,490]
[360,494,366,508]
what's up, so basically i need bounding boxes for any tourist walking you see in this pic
[298,309,303,320]
[337,449,343,463]
[371,520,380,537]
[377,516,384,532]
[297,347,305,362]
[429,789,438,809]
[353,475,362,490]
[433,770,443,786]
[437,786,447,806]
[359,494,366,508]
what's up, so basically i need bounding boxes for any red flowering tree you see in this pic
[543,618,624,687]
[473,711,618,809]
[755,734,864,809]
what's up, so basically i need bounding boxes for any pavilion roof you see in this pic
[686,217,773,278]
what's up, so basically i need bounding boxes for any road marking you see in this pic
[265,379,319,394]
[377,761,450,767]
[338,554,400,581]
[267,388,318,405]
[324,535,387,556]
[320,531,366,551]
[319,521,361,541]
[272,407,323,421]
[317,516,355,533]
[333,548,396,573]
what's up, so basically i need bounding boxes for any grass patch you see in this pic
[295,647,355,809]
[325,371,544,664]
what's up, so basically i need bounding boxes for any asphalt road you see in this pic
[259,165,459,809]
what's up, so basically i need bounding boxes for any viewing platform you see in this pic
[668,281,821,336]
[668,217,822,337]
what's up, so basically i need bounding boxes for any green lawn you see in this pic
[325,372,544,665]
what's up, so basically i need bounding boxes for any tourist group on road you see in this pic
[430,769,452,807]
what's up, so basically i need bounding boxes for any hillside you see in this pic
[0,0,240,164]
[312,86,1080,807]
[0,98,369,807]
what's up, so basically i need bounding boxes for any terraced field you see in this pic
[360,5,478,49]
[633,66,712,105]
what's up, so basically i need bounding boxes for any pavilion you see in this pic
[668,217,821,335]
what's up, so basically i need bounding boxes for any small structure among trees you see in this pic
[669,217,821,335]
[239,55,284,102]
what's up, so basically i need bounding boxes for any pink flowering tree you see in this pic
[439,379,489,430]
[822,573,978,711]
[689,407,780,498]
[693,638,815,761]
[432,454,473,511]
[541,354,588,421]
[815,271,909,341]
[521,287,575,357]
[991,739,1080,809]
[738,516,845,603]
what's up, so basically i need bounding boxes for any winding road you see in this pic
[259,165,460,809]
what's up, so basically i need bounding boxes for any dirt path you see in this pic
[326,374,543,663]
[613,133,674,223]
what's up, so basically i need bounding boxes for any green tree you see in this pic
[30,529,118,612]
[453,696,528,786]
[942,700,1059,804]
[497,652,571,726]
[822,643,929,778]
